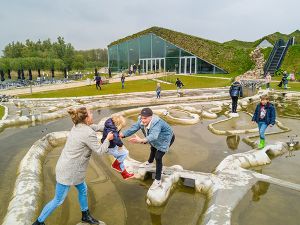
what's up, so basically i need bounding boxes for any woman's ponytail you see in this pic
[68,107,88,124]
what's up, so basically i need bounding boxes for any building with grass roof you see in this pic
[108,27,229,74]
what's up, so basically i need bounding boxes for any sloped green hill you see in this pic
[281,44,300,72]
[224,30,300,48]
[108,27,299,74]
[223,39,254,49]
[108,27,253,74]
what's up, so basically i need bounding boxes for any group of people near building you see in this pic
[129,64,141,75]
[265,70,295,90]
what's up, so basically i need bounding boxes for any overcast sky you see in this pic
[0,0,299,54]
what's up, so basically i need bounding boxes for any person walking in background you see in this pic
[252,95,276,149]
[265,72,272,90]
[101,115,134,180]
[229,77,243,113]
[94,75,101,90]
[121,74,125,89]
[129,65,133,76]
[175,78,184,96]
[278,71,289,89]
[282,71,289,89]
[32,107,114,225]
[108,68,112,78]
[156,83,161,99]
[119,108,175,190]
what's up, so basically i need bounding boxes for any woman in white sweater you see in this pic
[32,107,113,225]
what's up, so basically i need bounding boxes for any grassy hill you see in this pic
[281,44,300,72]
[109,27,254,74]
[224,30,300,48]
[109,27,300,75]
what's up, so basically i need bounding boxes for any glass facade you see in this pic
[108,33,227,74]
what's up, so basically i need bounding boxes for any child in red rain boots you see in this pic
[101,115,134,179]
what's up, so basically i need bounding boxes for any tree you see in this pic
[72,54,84,70]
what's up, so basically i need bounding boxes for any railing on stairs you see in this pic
[264,40,281,75]
[276,37,294,70]
[264,37,294,75]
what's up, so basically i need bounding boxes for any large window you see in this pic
[139,34,151,59]
[166,58,179,73]
[152,35,165,58]
[128,39,139,66]
[166,42,180,57]
[181,49,193,57]
[108,45,118,71]
[118,42,128,70]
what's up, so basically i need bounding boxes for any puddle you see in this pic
[232,182,300,225]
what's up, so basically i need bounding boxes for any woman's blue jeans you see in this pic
[107,146,128,171]
[37,182,88,222]
[258,122,268,140]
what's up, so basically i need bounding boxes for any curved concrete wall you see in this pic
[2,132,68,225]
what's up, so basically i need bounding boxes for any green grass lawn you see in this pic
[0,105,5,120]
[190,73,237,78]
[20,76,230,98]
[270,81,300,92]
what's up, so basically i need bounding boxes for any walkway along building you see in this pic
[108,27,228,74]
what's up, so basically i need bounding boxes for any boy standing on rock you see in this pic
[252,95,276,149]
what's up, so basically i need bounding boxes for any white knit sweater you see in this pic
[56,123,109,185]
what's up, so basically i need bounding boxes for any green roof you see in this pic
[108,27,300,74]
[224,30,300,48]
[108,26,253,74]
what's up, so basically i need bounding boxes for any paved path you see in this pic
[0,73,168,96]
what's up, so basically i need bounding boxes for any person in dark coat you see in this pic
[94,75,101,90]
[101,115,134,179]
[108,68,112,78]
[175,78,184,96]
[121,74,125,89]
[278,71,289,89]
[252,95,276,149]
[282,71,289,89]
[229,77,243,113]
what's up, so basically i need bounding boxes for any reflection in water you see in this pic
[251,181,270,202]
[232,183,300,225]
[226,135,240,150]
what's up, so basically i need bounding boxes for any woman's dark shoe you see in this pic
[82,210,100,224]
[32,219,45,225]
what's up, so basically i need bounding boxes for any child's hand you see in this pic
[107,132,114,141]
[119,132,124,138]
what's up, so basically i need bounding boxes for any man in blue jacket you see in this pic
[252,95,276,149]
[120,108,175,189]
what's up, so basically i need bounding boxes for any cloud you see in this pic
[0,0,299,55]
